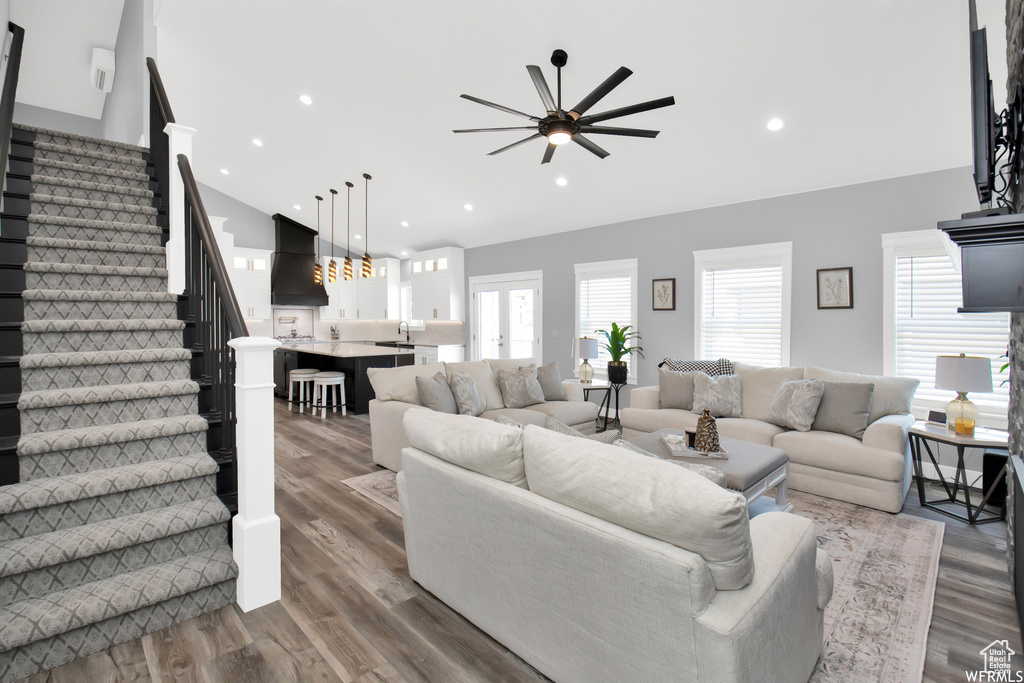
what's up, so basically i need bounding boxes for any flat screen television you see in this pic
[970,27,998,205]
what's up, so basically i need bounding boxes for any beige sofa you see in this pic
[398,410,833,683]
[368,358,599,471]
[621,362,919,513]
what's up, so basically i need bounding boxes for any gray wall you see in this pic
[14,101,102,138]
[100,0,155,146]
[197,181,275,250]
[465,167,979,392]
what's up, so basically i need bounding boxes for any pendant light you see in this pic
[362,172,372,278]
[313,195,323,285]
[343,181,354,280]
[328,188,338,283]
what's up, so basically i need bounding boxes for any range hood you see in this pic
[271,213,329,307]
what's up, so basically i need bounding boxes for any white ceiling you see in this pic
[14,1,1010,257]
[12,0,125,119]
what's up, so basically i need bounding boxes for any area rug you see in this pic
[340,470,944,683]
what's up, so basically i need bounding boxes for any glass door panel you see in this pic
[477,289,501,360]
[508,287,534,359]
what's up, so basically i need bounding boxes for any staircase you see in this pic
[0,125,237,681]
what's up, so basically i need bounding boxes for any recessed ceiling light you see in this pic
[556,177,568,186]
[299,95,312,105]
[219,168,229,175]
[766,118,784,132]
[464,204,473,211]
[401,250,408,257]
[252,138,263,147]
[400,221,409,227]
[355,234,362,240]
[293,204,301,210]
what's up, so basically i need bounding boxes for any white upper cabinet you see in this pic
[231,247,272,319]
[320,256,399,320]
[410,247,464,321]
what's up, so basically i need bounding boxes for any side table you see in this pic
[574,380,612,431]
[909,421,1009,524]
[608,382,628,431]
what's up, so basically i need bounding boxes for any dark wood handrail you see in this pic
[0,22,25,196]
[176,153,248,338]
[146,56,175,126]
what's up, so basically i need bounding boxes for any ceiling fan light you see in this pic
[548,131,572,145]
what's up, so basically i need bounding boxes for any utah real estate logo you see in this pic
[967,640,1021,681]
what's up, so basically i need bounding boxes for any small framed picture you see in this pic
[817,267,853,309]
[653,278,676,310]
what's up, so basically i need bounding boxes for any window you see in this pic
[883,231,1009,423]
[693,242,792,367]
[575,259,639,382]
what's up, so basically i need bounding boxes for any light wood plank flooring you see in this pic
[25,399,1022,682]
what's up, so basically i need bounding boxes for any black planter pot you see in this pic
[607,361,628,385]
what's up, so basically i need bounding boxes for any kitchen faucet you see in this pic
[398,321,410,342]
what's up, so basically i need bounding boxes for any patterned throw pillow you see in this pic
[448,371,486,417]
[543,416,620,443]
[660,358,734,376]
[536,361,567,401]
[496,366,546,409]
[415,372,458,414]
[767,379,825,432]
[692,373,742,417]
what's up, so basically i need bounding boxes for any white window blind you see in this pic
[575,260,638,381]
[894,254,1009,410]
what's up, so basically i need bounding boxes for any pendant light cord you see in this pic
[314,195,323,260]
[346,183,352,258]
[330,189,336,258]
[363,172,371,252]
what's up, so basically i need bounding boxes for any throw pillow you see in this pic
[612,438,665,459]
[811,380,875,439]
[767,379,825,432]
[496,366,546,409]
[658,367,697,410]
[692,373,742,417]
[536,361,567,401]
[415,372,458,414]
[544,415,621,444]
[448,371,486,417]
[661,357,734,376]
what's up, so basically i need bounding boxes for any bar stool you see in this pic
[288,368,318,413]
[312,371,347,418]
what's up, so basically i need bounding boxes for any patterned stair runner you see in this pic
[0,124,237,681]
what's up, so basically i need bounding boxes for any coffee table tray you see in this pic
[661,432,729,459]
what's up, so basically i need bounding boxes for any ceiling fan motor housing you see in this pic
[541,117,579,138]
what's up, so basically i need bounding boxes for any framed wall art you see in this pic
[817,267,853,309]
[653,278,676,310]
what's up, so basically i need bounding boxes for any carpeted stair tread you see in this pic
[31,175,154,199]
[23,262,168,279]
[17,415,207,458]
[31,157,150,184]
[0,498,228,581]
[0,545,236,652]
[30,193,157,216]
[27,214,160,234]
[25,237,164,256]
[15,125,150,154]
[18,379,198,412]
[31,141,147,167]
[21,318,183,334]
[0,453,217,516]
[20,347,189,371]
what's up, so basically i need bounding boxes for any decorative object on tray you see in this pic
[652,278,675,310]
[660,430,729,459]
[816,267,853,309]
[694,409,721,453]
[595,322,643,385]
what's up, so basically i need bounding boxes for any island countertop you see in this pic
[276,342,415,358]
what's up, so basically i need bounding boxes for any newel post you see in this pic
[227,336,282,611]
[164,122,196,295]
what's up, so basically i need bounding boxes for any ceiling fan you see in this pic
[454,49,675,164]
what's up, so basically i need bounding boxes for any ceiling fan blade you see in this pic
[461,94,541,122]
[487,133,543,156]
[578,125,660,138]
[453,126,538,133]
[526,65,558,114]
[571,134,610,159]
[577,96,676,125]
[568,67,632,119]
[541,142,557,164]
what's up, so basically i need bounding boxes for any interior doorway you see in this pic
[469,271,543,362]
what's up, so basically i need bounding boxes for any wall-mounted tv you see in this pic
[970,27,997,205]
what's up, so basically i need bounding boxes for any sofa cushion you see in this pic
[496,366,546,409]
[811,380,874,439]
[404,409,528,488]
[415,372,458,414]
[661,357,734,376]
[449,371,486,416]
[446,360,504,411]
[716,418,786,447]
[482,408,547,427]
[804,366,918,424]
[523,425,754,590]
[621,407,700,434]
[544,415,620,443]
[693,373,742,417]
[485,357,539,376]
[773,430,906,481]
[537,361,567,401]
[767,379,825,432]
[367,362,445,405]
[525,400,599,426]
[659,368,697,410]
[733,362,805,421]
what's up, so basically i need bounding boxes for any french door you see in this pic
[469,271,543,361]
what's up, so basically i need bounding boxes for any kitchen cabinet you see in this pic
[230,247,272,319]
[319,257,358,319]
[414,345,465,365]
[320,257,399,320]
[273,348,299,396]
[410,247,464,321]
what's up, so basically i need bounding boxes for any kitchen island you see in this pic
[274,342,414,414]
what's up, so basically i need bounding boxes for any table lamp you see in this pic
[576,337,599,383]
[935,353,993,436]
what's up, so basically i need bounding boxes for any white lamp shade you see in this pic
[935,355,993,393]
[575,337,599,360]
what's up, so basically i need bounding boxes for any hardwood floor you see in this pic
[25,399,1022,682]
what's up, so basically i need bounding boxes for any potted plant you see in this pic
[595,322,644,384]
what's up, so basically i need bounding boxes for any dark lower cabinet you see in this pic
[273,347,414,413]
[273,349,298,397]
